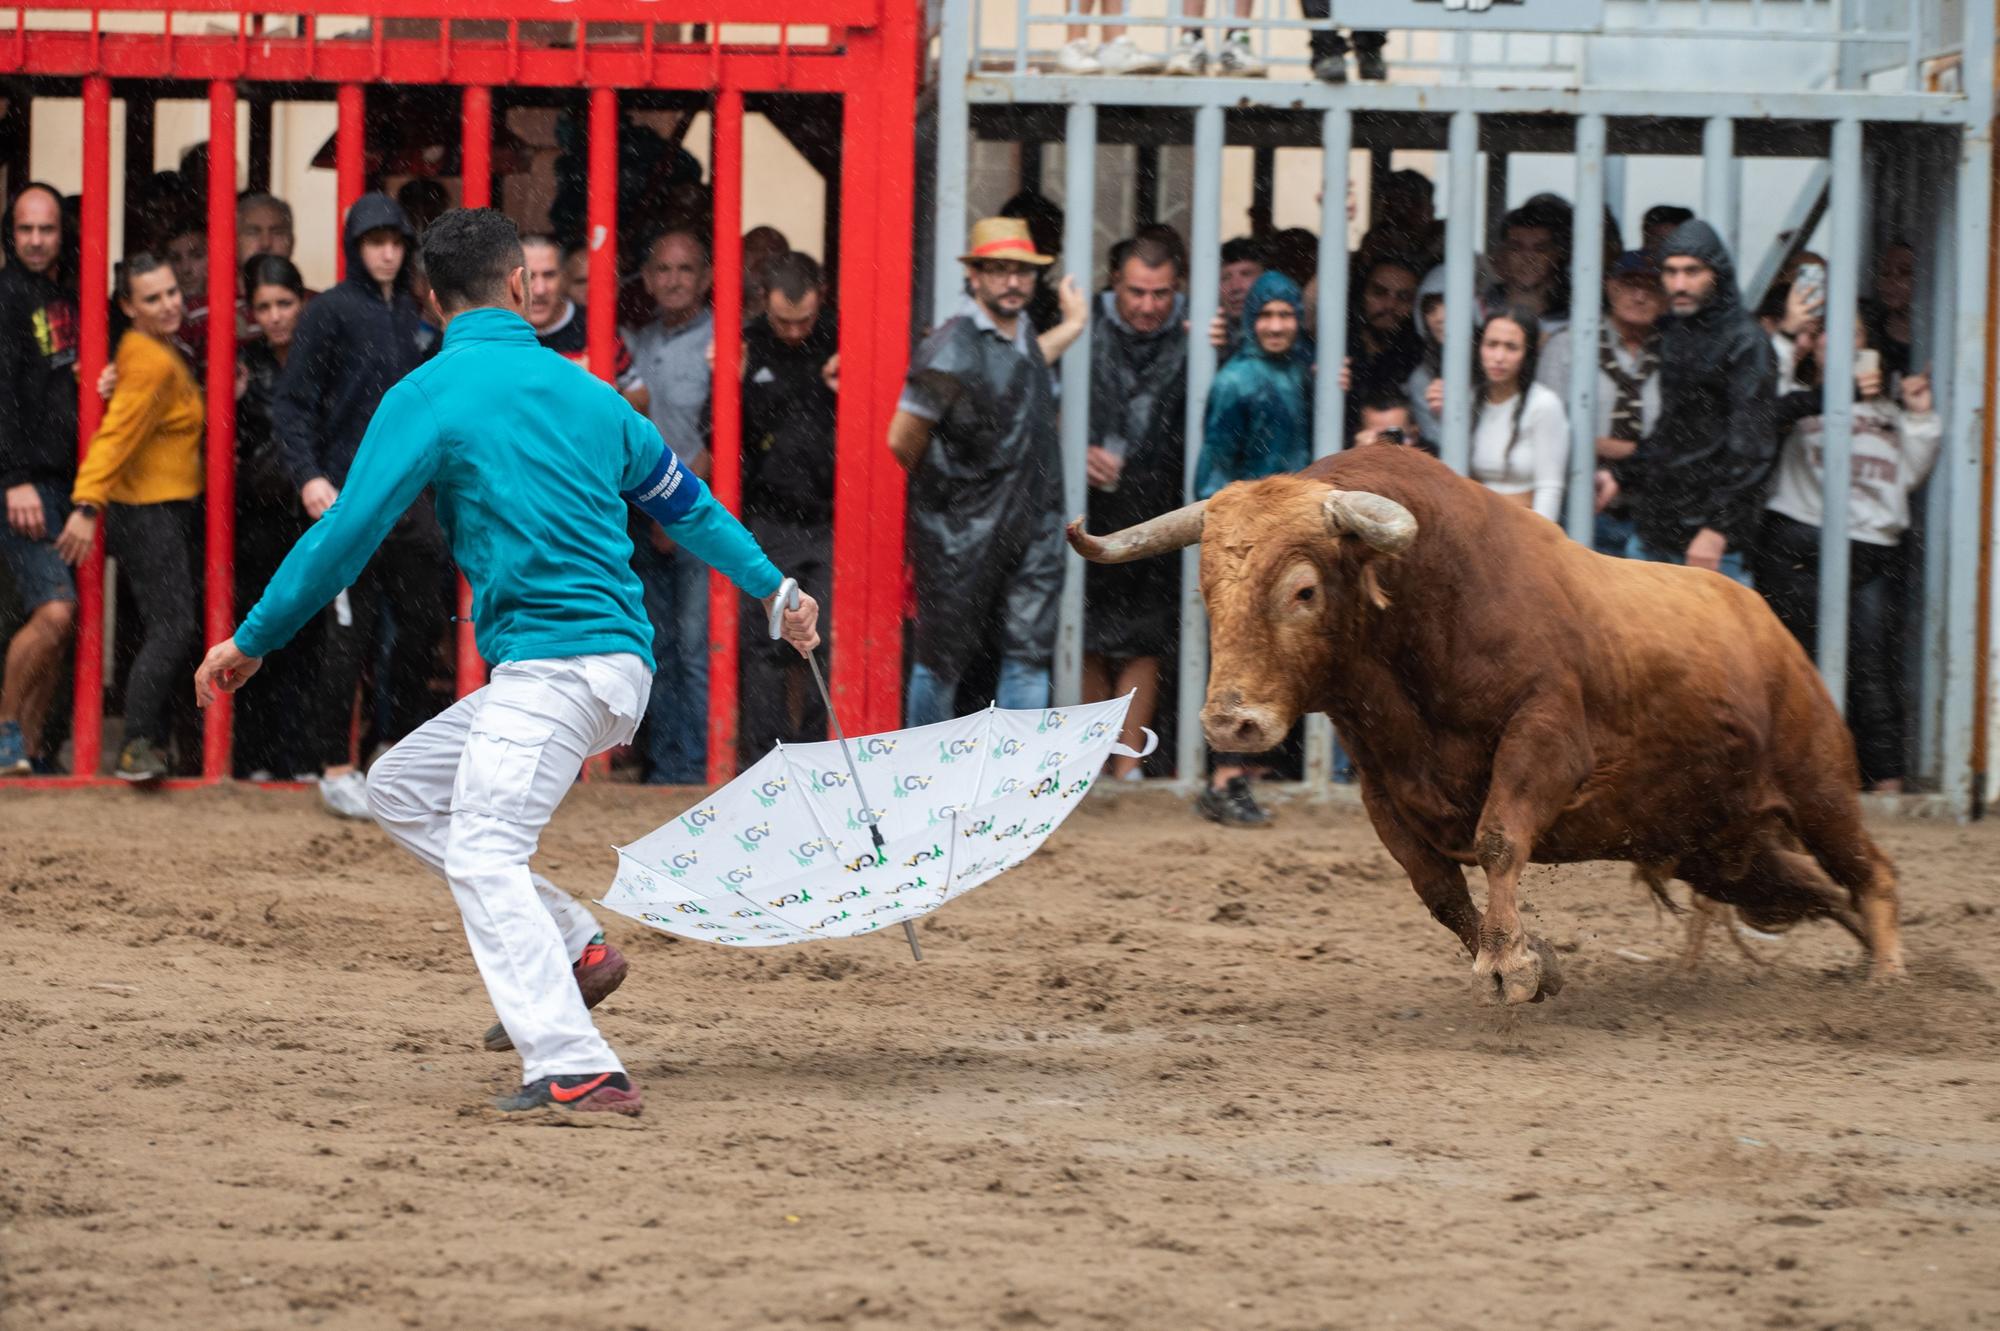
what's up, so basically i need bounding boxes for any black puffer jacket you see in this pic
[270,193,429,494]
[1625,219,1778,554]
[740,312,838,527]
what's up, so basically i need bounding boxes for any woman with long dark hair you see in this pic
[1425,306,1570,521]
[232,255,318,778]
[54,252,204,782]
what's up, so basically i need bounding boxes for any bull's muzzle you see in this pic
[1201,692,1288,756]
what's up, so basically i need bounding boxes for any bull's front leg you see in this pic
[1360,777,1482,955]
[1471,703,1591,1005]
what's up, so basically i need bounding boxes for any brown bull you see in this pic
[1068,445,1902,1005]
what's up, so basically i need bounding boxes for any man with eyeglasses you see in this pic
[887,217,1087,726]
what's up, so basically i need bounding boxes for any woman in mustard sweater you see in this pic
[55,253,204,782]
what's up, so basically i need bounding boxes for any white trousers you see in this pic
[365,653,651,1083]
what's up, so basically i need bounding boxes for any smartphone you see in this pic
[1793,262,1826,312]
[1855,347,1881,393]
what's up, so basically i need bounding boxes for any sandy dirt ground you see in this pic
[2,783,1997,1331]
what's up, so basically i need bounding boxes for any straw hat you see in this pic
[958,217,1056,267]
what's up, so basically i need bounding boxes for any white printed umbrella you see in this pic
[597,693,1150,955]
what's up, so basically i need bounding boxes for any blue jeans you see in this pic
[1625,532,1753,588]
[632,538,710,784]
[1593,509,1636,560]
[906,657,1050,727]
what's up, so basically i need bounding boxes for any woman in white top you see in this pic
[1425,306,1570,521]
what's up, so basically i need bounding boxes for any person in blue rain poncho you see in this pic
[1190,269,1314,828]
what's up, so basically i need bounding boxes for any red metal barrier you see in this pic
[11,4,919,787]
[202,80,238,779]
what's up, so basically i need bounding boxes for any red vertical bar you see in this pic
[867,7,920,735]
[707,88,744,785]
[203,81,238,781]
[72,76,111,778]
[453,84,493,701]
[335,84,365,281]
[585,87,617,383]
[832,76,879,735]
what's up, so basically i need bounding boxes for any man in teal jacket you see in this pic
[196,209,819,1116]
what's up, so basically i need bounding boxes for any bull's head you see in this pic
[1067,476,1416,755]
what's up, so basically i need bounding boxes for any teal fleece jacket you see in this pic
[235,307,781,668]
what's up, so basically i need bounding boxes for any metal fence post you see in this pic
[1816,116,1864,711]
[1565,113,1607,546]
[1178,105,1224,791]
[934,0,973,325]
[1055,101,1097,709]
[1440,110,1479,475]
[1303,107,1353,791]
[1702,116,1737,258]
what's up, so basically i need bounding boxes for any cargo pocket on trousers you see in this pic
[454,708,557,822]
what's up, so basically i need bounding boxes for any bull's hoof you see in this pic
[1868,953,1909,984]
[1472,935,1562,1006]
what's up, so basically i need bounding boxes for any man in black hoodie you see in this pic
[0,182,79,775]
[271,192,449,816]
[736,251,837,760]
[1618,218,1776,583]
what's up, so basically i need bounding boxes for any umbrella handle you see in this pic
[768,576,802,641]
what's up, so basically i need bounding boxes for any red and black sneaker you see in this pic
[483,940,629,1052]
[495,1071,643,1115]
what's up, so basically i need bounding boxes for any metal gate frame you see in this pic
[931,2,1997,815]
[2,0,917,789]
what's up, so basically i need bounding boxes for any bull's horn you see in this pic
[1323,489,1418,554]
[1065,500,1208,564]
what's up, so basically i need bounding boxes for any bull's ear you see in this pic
[1322,489,1417,555]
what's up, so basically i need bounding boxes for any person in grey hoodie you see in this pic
[270,192,449,818]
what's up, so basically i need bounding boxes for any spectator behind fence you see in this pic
[1405,264,1449,452]
[1486,199,1571,338]
[624,227,716,785]
[520,233,648,410]
[163,218,211,367]
[1754,323,1939,792]
[1642,205,1695,260]
[1614,219,1776,585]
[231,255,319,780]
[238,192,296,263]
[1425,307,1568,522]
[1863,240,1916,379]
[889,217,1085,726]
[1358,169,1443,273]
[737,252,839,759]
[1537,249,1664,555]
[1193,269,1310,829]
[1166,0,1264,76]
[1347,252,1424,438]
[1082,235,1188,781]
[740,226,791,319]
[272,192,449,817]
[1351,390,1420,449]
[53,254,203,783]
[1215,236,1265,365]
[0,182,80,776]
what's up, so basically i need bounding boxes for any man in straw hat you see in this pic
[887,218,1087,725]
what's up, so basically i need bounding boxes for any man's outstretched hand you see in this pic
[194,636,264,707]
[763,588,821,657]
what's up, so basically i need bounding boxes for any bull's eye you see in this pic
[1295,585,1316,603]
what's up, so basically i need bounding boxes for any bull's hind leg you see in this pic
[1361,780,1482,956]
[1469,702,1591,1005]
[1798,812,1904,979]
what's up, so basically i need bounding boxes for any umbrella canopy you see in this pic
[599,696,1146,948]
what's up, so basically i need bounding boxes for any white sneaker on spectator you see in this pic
[319,770,372,820]
[1164,32,1208,76]
[1217,32,1266,77]
[1098,36,1163,74]
[1056,38,1104,74]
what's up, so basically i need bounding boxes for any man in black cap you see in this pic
[1613,219,1776,584]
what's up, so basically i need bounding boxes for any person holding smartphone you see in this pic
[1753,320,1939,792]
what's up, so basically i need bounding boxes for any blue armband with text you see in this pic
[622,446,703,526]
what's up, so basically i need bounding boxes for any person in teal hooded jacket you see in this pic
[1194,269,1313,501]
[194,210,820,1118]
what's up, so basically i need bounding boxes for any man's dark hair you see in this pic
[114,251,173,303]
[1643,204,1694,231]
[1108,234,1183,281]
[1382,168,1434,204]
[421,207,525,312]
[1220,235,1265,268]
[763,251,823,303]
[644,227,711,266]
[1267,228,1319,287]
[1502,198,1570,243]
[1134,223,1187,272]
[1358,390,1414,417]
[1360,251,1421,288]
[519,232,564,257]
